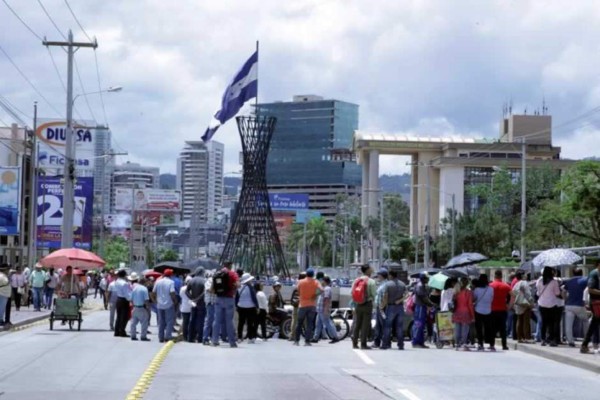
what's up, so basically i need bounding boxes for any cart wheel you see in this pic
[435,341,444,349]
[77,313,82,331]
[49,313,54,331]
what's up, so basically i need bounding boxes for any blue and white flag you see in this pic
[202,51,258,142]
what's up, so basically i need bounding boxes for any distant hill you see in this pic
[380,173,411,202]
[160,173,176,190]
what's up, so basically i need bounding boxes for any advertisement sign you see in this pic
[295,210,321,224]
[269,193,309,210]
[273,212,295,243]
[36,120,97,171]
[103,214,131,229]
[37,176,94,249]
[135,211,161,226]
[115,188,181,212]
[0,167,21,235]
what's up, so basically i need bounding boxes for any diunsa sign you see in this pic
[35,120,97,170]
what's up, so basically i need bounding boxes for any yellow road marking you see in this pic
[125,340,175,400]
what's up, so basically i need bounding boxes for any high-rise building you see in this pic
[108,162,160,212]
[256,95,361,220]
[94,129,113,215]
[176,140,224,223]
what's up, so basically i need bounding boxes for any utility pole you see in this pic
[44,31,97,248]
[521,139,527,265]
[27,102,38,265]
[331,221,336,268]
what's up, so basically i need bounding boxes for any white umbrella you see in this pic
[532,249,582,271]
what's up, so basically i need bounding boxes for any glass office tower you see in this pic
[256,95,361,186]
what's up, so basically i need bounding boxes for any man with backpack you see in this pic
[186,267,206,343]
[211,261,240,347]
[351,264,376,350]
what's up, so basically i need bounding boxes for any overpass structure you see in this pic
[353,114,574,263]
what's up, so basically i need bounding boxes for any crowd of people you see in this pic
[0,263,85,328]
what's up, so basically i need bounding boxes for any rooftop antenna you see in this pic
[509,98,513,115]
[542,97,548,115]
[524,107,527,115]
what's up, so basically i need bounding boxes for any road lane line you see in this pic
[353,349,375,365]
[125,340,175,400]
[398,388,422,400]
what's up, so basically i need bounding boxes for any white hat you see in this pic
[128,272,140,281]
[240,273,254,285]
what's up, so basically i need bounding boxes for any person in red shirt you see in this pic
[489,270,515,350]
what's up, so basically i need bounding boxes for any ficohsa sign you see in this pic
[35,120,96,170]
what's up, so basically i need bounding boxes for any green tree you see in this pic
[158,248,179,262]
[103,236,129,268]
[306,217,330,266]
[536,160,600,243]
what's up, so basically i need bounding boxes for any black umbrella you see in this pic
[154,261,191,274]
[441,266,480,279]
[184,258,220,270]
[444,252,488,268]
[410,268,441,279]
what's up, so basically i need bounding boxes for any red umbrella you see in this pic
[40,248,106,269]
[142,269,162,279]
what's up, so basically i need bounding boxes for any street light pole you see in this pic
[424,164,431,268]
[379,192,384,267]
[521,139,527,264]
[27,102,38,264]
[451,193,456,258]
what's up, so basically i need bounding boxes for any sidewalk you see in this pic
[1,307,51,331]
[512,340,600,374]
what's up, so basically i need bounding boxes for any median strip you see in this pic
[125,340,175,400]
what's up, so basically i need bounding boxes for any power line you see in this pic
[94,50,108,125]
[73,55,97,122]
[2,0,43,41]
[64,0,92,42]
[37,0,67,40]
[0,44,62,116]
[0,94,32,122]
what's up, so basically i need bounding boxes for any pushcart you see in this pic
[434,311,454,349]
[49,297,82,331]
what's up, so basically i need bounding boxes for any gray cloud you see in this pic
[1,0,599,176]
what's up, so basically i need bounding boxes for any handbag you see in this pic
[17,286,25,295]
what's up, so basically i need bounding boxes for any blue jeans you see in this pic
[313,313,324,339]
[157,307,175,342]
[44,288,54,309]
[0,295,8,323]
[32,287,43,311]
[314,311,336,340]
[454,323,470,346]
[203,303,215,341]
[295,306,316,343]
[188,303,206,343]
[412,304,428,345]
[212,297,236,345]
[383,304,405,349]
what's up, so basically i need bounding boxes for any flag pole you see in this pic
[255,40,259,120]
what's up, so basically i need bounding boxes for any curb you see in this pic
[1,314,50,333]
[513,342,600,374]
[125,340,175,400]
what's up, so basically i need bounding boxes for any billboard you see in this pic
[0,167,21,235]
[35,120,97,171]
[295,210,321,224]
[115,188,181,212]
[104,213,131,229]
[37,176,94,249]
[269,193,309,210]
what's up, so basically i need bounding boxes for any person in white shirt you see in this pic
[440,278,458,312]
[255,282,269,340]
[536,267,562,347]
[9,267,25,311]
[180,279,192,340]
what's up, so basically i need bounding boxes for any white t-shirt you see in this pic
[440,288,455,312]
[257,291,268,311]
[180,286,192,313]
[536,278,562,308]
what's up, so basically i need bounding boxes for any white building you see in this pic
[176,140,224,223]
[94,128,112,215]
[108,162,160,212]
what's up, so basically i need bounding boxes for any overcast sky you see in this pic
[1,0,599,176]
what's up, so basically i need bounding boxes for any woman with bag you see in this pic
[9,267,25,311]
[512,271,534,343]
[452,277,475,351]
[536,267,562,347]
[236,273,259,343]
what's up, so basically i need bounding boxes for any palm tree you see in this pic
[306,217,330,266]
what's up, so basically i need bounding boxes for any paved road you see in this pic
[1,310,598,400]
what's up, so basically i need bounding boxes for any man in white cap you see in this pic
[129,272,150,341]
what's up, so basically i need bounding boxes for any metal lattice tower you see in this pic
[220,116,288,277]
